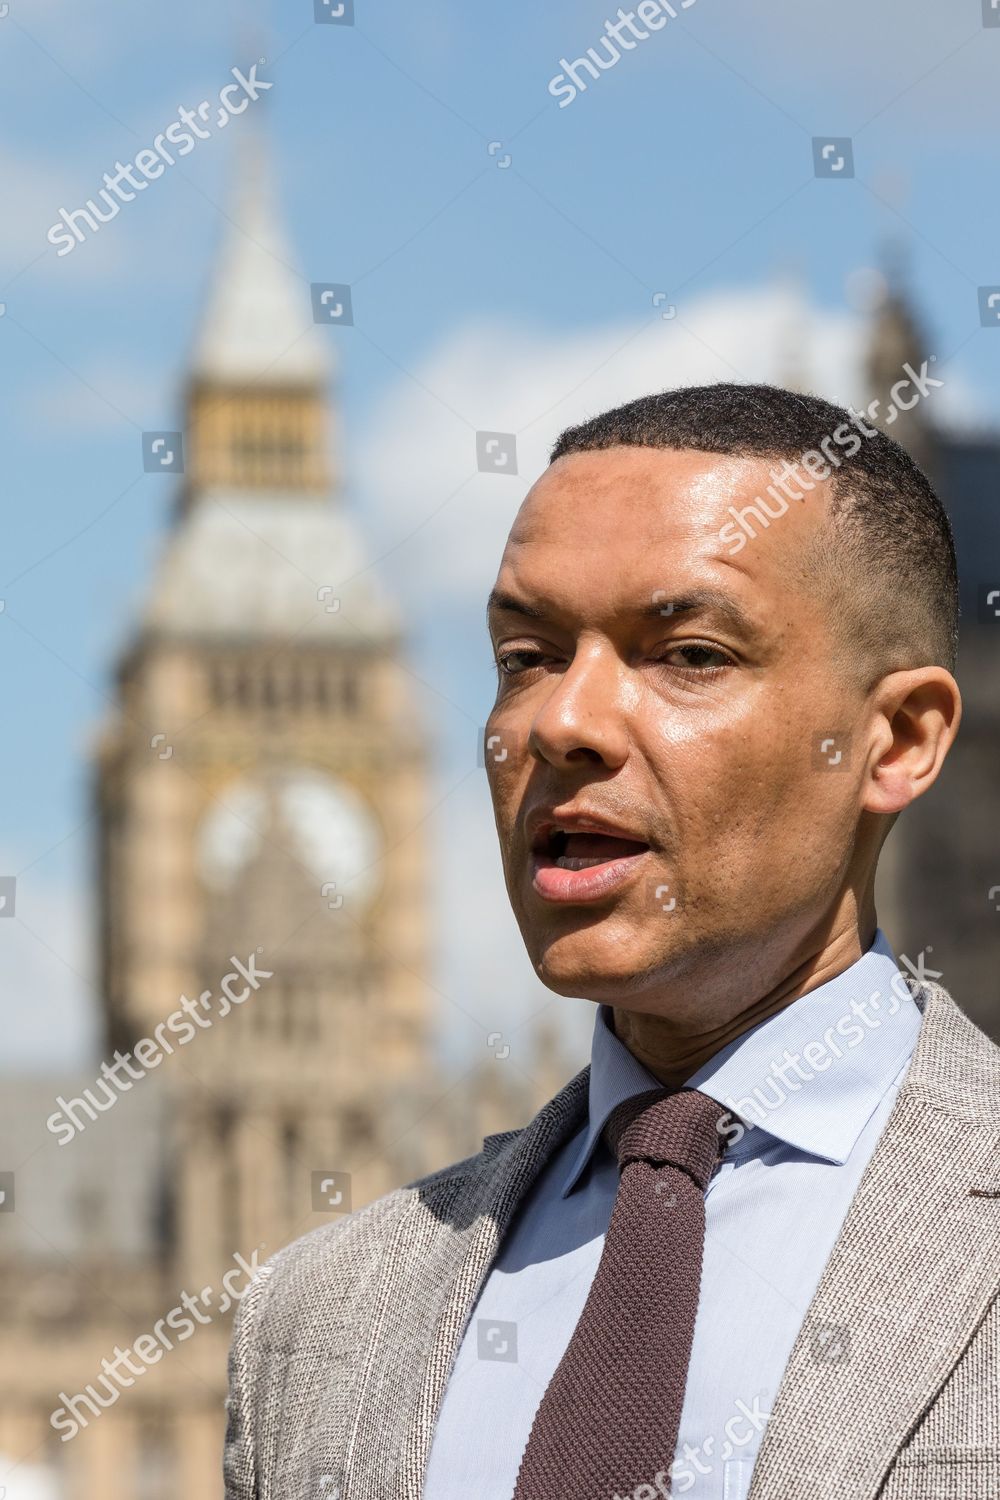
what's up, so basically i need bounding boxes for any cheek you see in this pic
[649,713,825,858]
[484,752,533,851]
[675,732,857,905]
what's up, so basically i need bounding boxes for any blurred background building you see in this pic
[869,282,1000,1042]
[0,146,570,1500]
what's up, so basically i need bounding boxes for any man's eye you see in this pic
[496,649,548,676]
[495,644,732,675]
[659,644,732,672]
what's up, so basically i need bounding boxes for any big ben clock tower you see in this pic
[94,133,435,1293]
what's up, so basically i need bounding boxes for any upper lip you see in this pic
[526,806,652,854]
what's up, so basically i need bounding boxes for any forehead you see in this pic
[495,445,830,604]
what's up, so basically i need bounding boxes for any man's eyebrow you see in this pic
[486,588,548,621]
[486,586,756,633]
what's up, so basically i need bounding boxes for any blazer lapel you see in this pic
[747,982,1000,1500]
[342,1065,590,1500]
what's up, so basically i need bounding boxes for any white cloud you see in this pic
[356,280,868,602]
[0,1454,62,1500]
[357,279,989,603]
[0,851,98,1072]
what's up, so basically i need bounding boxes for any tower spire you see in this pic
[191,126,330,388]
[181,125,335,501]
[864,239,937,476]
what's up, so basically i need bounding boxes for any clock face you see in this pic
[197,768,383,907]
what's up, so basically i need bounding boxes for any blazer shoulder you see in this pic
[907,980,1000,1122]
[234,1068,590,1353]
[244,1133,521,1319]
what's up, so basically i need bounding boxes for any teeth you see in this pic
[555,855,617,870]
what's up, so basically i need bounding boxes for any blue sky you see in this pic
[2,0,998,1071]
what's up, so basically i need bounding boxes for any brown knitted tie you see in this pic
[511,1085,729,1500]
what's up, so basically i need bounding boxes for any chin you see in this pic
[530,930,672,1003]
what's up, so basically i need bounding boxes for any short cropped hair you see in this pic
[549,382,959,685]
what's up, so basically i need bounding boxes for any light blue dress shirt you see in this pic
[422,928,923,1500]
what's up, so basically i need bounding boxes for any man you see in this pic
[224,383,1000,1500]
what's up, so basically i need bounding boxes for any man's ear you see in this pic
[863,667,962,817]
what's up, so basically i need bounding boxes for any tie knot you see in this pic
[603,1085,728,1191]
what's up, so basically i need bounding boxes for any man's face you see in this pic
[484,444,877,1026]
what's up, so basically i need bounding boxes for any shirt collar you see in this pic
[559,927,923,1197]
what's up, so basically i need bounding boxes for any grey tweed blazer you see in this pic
[224,980,1000,1500]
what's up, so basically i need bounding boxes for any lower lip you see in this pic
[530,848,652,904]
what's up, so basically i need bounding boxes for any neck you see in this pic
[610,914,878,1090]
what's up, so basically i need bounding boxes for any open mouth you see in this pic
[531,827,653,903]
[541,829,651,869]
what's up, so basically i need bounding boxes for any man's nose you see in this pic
[527,650,630,768]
